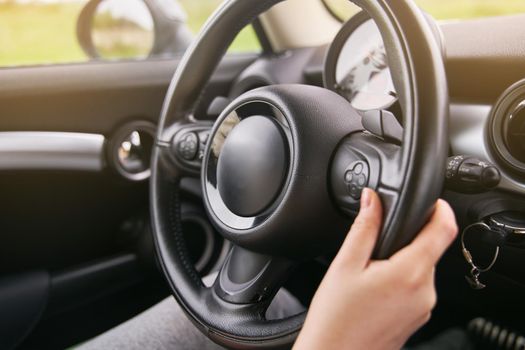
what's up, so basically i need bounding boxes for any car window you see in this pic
[0,0,261,68]
[323,0,525,22]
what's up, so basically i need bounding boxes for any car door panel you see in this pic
[0,54,257,349]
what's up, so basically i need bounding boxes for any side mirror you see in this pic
[77,0,192,60]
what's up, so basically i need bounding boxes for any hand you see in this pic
[293,188,458,350]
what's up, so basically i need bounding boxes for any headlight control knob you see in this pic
[445,155,501,193]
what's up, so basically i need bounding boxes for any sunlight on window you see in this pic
[0,0,260,67]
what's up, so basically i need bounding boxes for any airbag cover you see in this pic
[217,116,287,217]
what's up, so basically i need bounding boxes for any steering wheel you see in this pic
[150,0,448,348]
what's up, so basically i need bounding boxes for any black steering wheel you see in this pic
[150,0,448,348]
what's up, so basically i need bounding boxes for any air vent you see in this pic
[504,102,525,163]
[107,121,156,181]
[489,79,525,177]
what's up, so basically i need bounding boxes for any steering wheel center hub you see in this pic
[217,115,288,217]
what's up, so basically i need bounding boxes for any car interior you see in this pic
[1,0,525,349]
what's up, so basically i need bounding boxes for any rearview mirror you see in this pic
[77,0,192,60]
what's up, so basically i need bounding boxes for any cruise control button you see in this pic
[353,162,363,175]
[357,174,366,186]
[344,160,369,200]
[349,184,358,197]
[344,171,353,183]
[178,133,199,160]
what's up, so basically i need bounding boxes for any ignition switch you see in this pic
[460,211,525,289]
[486,212,525,245]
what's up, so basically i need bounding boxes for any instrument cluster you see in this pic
[324,11,397,112]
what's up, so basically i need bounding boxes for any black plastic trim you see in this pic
[47,254,141,316]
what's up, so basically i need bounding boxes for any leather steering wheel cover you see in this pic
[355,0,448,258]
[151,0,448,348]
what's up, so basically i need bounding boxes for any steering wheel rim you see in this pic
[150,0,448,348]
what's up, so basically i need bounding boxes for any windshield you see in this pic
[323,0,525,21]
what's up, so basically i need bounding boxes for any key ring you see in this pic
[461,222,500,290]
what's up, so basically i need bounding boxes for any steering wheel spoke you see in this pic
[213,246,297,306]
[331,130,403,215]
[156,119,213,178]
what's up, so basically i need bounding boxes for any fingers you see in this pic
[393,199,458,268]
[336,188,383,270]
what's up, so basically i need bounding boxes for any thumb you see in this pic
[336,188,383,270]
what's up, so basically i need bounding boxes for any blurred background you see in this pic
[0,0,259,66]
[0,0,524,67]
[325,0,525,22]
